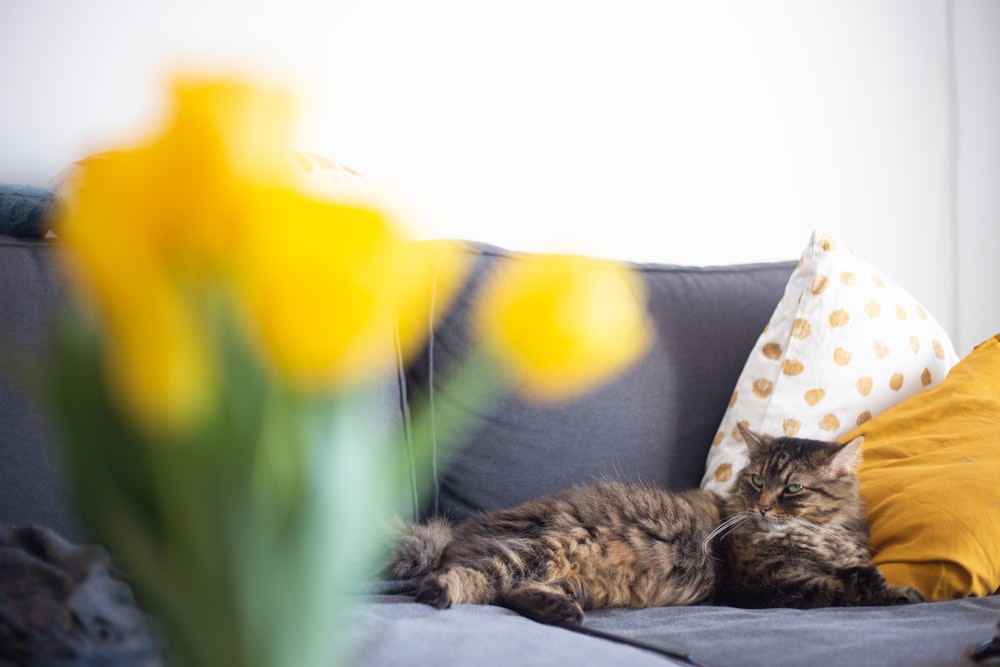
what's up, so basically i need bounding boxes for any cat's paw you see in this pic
[840,565,885,598]
[883,585,926,605]
[841,567,925,605]
[415,575,455,609]
[505,585,585,627]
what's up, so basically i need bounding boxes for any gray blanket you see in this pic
[0,525,161,667]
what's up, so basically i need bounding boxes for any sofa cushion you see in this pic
[848,333,1000,600]
[404,241,795,521]
[0,184,56,238]
[702,230,959,495]
[346,593,1000,667]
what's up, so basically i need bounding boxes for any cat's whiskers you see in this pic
[702,512,753,558]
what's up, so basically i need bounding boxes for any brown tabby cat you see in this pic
[712,425,924,609]
[389,425,923,625]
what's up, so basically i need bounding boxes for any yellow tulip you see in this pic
[473,255,653,402]
[234,188,461,389]
[149,77,296,265]
[57,74,463,427]
[103,281,213,432]
[56,77,294,431]
[58,149,213,432]
[61,78,296,274]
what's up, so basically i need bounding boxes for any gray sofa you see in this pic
[1,190,998,667]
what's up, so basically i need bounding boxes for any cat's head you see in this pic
[727,424,864,533]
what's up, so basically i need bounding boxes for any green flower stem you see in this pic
[394,346,509,520]
[45,301,511,667]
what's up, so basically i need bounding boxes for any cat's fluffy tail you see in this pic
[386,516,453,578]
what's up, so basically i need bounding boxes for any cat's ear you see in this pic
[826,436,864,478]
[737,423,769,455]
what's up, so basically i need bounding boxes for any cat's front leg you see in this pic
[878,584,927,605]
[504,582,585,626]
[839,566,926,605]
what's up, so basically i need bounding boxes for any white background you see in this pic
[1,0,997,353]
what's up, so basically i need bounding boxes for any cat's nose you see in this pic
[757,504,771,517]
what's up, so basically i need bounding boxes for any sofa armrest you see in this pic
[0,235,82,537]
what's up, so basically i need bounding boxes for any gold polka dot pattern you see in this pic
[829,309,850,327]
[833,347,852,366]
[701,230,960,496]
[812,275,830,295]
[762,343,782,360]
[889,372,905,391]
[782,359,804,376]
[285,149,373,205]
[791,318,812,339]
[752,378,773,398]
[819,414,841,431]
[714,463,733,483]
[804,388,826,406]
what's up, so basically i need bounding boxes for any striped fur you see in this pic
[391,427,923,624]
[393,482,722,625]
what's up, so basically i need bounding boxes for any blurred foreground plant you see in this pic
[48,76,652,667]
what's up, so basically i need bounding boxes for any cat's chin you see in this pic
[754,516,792,534]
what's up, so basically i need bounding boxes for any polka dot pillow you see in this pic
[701,230,960,495]
[284,149,376,206]
[52,149,373,207]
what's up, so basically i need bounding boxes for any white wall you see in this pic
[952,0,1000,354]
[1,0,997,353]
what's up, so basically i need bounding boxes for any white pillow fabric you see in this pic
[701,230,960,495]
[51,149,374,207]
[285,149,376,205]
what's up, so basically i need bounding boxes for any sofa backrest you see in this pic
[0,232,794,534]
[403,242,795,522]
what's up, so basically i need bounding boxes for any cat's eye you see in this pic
[751,474,765,489]
[785,484,804,494]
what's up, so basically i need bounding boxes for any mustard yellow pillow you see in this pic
[846,333,1000,600]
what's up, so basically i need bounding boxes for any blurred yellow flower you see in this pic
[57,74,459,428]
[473,255,652,401]
[61,79,296,275]
[56,79,288,433]
[235,187,441,388]
[59,147,214,432]
[150,78,296,265]
[103,279,213,432]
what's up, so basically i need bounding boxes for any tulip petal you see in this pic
[474,255,652,401]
